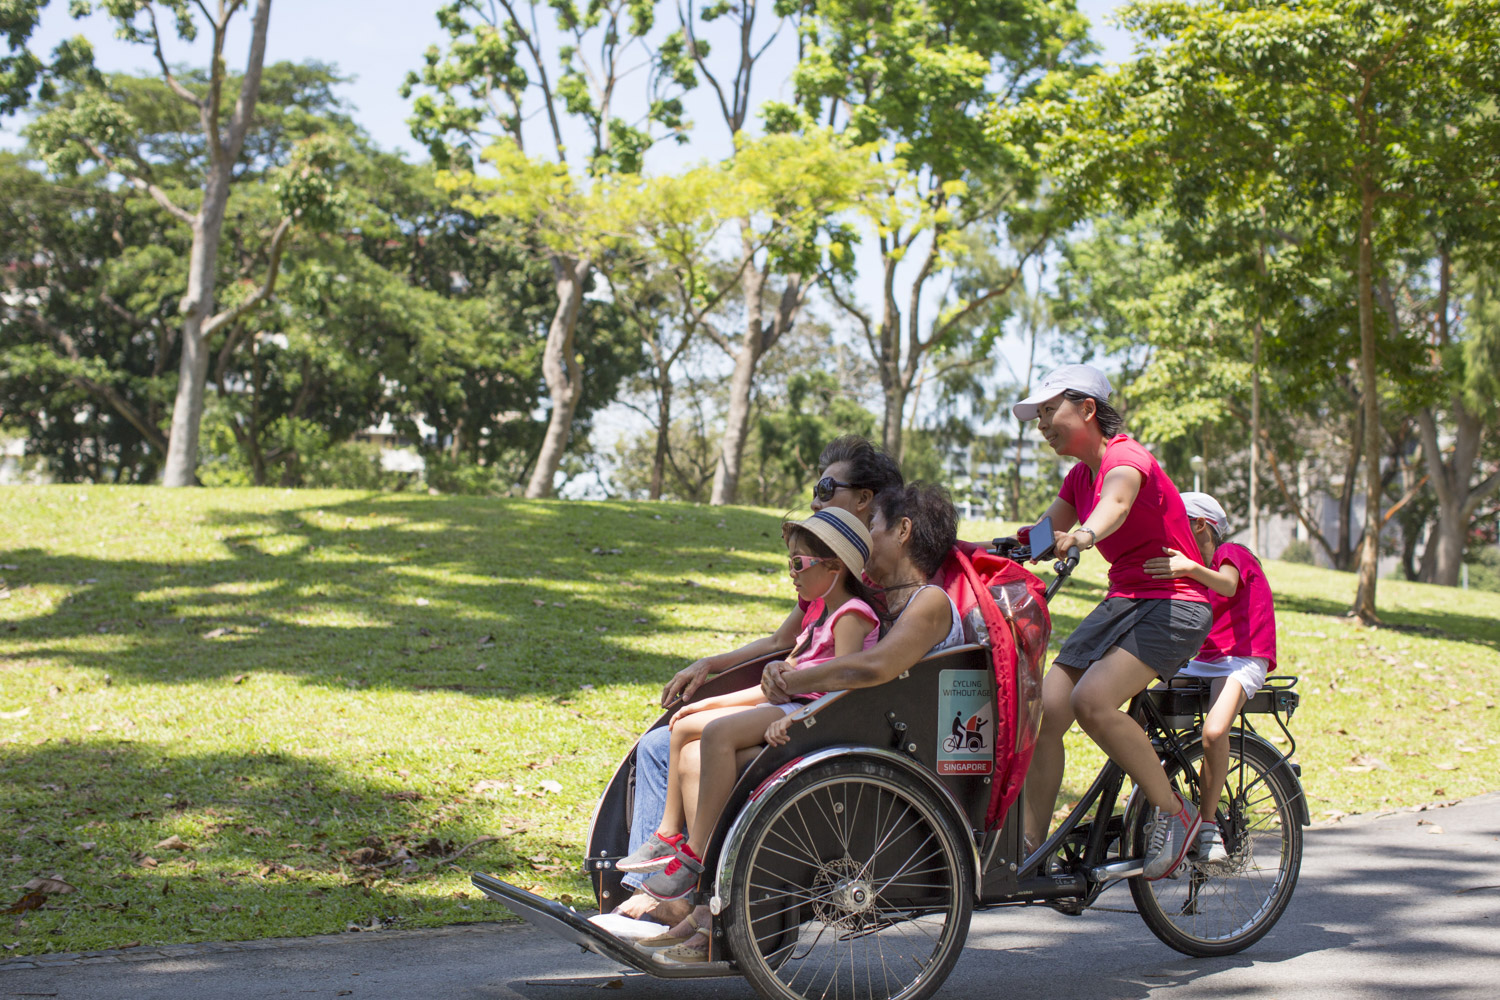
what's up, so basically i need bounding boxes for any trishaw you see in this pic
[474,538,1307,1000]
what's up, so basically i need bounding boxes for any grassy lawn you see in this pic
[2,486,1497,954]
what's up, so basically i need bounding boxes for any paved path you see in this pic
[3,793,1497,1000]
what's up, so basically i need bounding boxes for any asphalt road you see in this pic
[3,793,1497,1000]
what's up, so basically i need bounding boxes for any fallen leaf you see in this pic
[472,779,507,795]
[244,827,272,837]
[138,856,159,868]
[0,707,29,720]
[552,601,566,608]
[538,779,563,794]
[202,627,234,639]
[77,841,96,851]
[22,877,77,895]
[477,635,495,648]
[155,834,192,851]
[415,598,430,606]
[1436,763,1460,771]
[1,892,46,915]
[532,599,546,607]
[231,674,250,685]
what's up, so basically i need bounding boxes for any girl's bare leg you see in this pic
[686,706,788,854]
[618,741,756,925]
[1070,647,1177,810]
[1024,664,1083,850]
[1198,678,1247,821]
[680,741,758,832]
[657,708,744,840]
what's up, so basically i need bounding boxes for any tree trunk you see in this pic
[159,1,274,486]
[882,380,905,463]
[525,258,590,499]
[1249,317,1263,555]
[1351,188,1382,622]
[161,168,229,487]
[710,252,767,507]
[1335,405,1362,571]
[1417,406,1500,586]
[650,379,672,501]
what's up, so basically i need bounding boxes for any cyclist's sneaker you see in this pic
[642,848,704,901]
[617,832,686,874]
[1143,791,1201,881]
[1194,823,1230,870]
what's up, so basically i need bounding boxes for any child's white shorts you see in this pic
[1179,655,1269,701]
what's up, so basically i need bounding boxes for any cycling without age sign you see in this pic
[936,669,993,775]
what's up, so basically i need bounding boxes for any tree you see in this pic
[4,58,346,483]
[792,0,1093,464]
[404,0,689,499]
[659,1,852,506]
[15,1,343,486]
[1389,253,1500,585]
[1007,0,1500,620]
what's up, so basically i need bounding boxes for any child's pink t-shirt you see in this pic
[1197,542,1278,670]
[1059,434,1211,603]
[790,597,881,698]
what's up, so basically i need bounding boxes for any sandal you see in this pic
[635,916,707,953]
[653,929,710,965]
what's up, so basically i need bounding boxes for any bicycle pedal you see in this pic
[1046,898,1086,916]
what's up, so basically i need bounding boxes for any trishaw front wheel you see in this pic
[1127,735,1303,956]
[724,759,973,1000]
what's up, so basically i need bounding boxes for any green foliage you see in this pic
[1281,540,1316,565]
[1466,546,1500,593]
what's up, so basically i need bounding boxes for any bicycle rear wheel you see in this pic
[724,759,973,1000]
[1127,735,1302,956]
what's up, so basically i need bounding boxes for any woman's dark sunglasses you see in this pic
[813,477,856,502]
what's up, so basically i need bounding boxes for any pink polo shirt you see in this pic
[1197,543,1278,670]
[1059,435,1211,603]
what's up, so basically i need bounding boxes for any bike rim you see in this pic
[1140,752,1297,945]
[738,774,966,1000]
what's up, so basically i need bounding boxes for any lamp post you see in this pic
[1190,454,1205,493]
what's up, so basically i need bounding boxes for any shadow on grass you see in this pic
[1277,592,1500,651]
[1,494,792,697]
[1,738,538,951]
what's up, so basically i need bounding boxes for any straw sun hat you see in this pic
[782,507,872,576]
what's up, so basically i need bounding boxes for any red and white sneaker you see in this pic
[1143,791,1201,881]
[616,832,687,874]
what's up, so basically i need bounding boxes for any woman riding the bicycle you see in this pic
[1015,364,1213,880]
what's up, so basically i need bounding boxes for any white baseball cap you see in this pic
[1180,492,1230,537]
[1011,364,1114,420]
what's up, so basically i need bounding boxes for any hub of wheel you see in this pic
[811,858,876,929]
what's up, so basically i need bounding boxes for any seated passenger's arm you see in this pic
[662,605,805,707]
[765,589,952,699]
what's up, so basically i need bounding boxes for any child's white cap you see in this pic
[783,507,872,576]
[1180,492,1230,537]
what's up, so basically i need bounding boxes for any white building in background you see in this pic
[941,425,1060,521]
[353,415,429,475]
[0,436,36,484]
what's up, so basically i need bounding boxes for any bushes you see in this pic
[1280,540,1316,564]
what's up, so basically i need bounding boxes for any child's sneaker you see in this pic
[617,832,686,874]
[642,848,704,901]
[1194,823,1231,871]
[1143,791,1201,881]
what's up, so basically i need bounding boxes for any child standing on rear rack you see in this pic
[1144,492,1277,867]
[615,507,884,965]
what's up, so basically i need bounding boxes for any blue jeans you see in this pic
[622,725,673,890]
